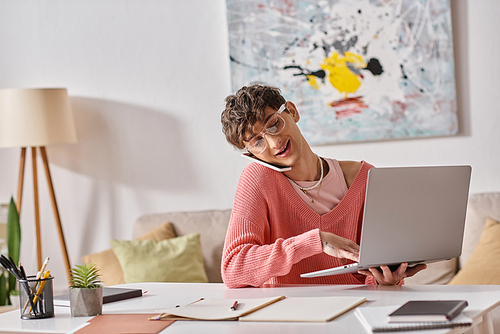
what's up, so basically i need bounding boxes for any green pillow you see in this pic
[110,233,208,283]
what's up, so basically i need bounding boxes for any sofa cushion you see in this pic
[460,193,500,269]
[81,248,125,286]
[110,233,208,283]
[133,210,231,283]
[81,222,175,285]
[136,222,176,241]
[448,218,500,285]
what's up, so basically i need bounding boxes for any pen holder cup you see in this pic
[18,275,54,319]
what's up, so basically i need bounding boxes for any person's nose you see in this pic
[264,133,283,150]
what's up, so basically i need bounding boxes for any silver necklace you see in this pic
[289,154,324,192]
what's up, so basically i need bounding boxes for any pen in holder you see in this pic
[18,275,54,319]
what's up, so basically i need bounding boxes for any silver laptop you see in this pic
[301,165,472,278]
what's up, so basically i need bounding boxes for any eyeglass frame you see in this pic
[244,103,287,155]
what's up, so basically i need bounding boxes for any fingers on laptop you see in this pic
[319,231,360,262]
[358,263,428,285]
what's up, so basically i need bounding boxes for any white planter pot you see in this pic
[69,287,103,317]
[9,294,20,307]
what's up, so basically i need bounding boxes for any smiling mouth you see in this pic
[276,140,289,156]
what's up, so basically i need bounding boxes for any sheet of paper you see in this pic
[240,296,366,322]
[154,296,285,321]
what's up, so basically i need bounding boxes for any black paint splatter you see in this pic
[284,65,325,79]
[400,64,408,79]
[310,70,326,79]
[364,58,384,75]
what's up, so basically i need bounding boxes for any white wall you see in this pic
[0,0,498,291]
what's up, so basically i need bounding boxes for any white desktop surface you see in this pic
[0,283,499,334]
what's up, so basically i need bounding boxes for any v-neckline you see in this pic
[280,161,370,221]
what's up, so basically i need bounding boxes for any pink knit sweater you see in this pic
[221,160,378,288]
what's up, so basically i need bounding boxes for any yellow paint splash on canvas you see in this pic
[306,75,320,90]
[319,51,367,95]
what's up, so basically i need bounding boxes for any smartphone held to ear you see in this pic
[241,152,292,172]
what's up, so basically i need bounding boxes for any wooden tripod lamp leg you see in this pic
[16,147,27,215]
[32,147,42,269]
[40,146,71,280]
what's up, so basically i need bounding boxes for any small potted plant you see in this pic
[68,263,103,317]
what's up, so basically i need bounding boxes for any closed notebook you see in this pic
[355,305,472,333]
[388,300,468,322]
[54,287,143,306]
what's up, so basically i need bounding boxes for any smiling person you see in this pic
[220,84,425,288]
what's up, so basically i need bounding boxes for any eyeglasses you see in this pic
[245,104,287,155]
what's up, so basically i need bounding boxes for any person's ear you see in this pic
[285,101,300,123]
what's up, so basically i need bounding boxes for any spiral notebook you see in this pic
[355,305,472,332]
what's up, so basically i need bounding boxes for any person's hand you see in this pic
[319,231,359,264]
[358,263,427,285]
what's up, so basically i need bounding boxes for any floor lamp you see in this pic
[0,88,77,280]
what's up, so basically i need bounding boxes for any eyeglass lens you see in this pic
[248,114,285,154]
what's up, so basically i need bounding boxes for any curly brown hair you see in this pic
[221,84,286,150]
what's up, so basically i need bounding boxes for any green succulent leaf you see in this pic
[69,263,101,289]
[7,197,20,294]
[7,197,21,265]
[0,271,7,306]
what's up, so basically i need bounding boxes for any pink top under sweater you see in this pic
[221,160,378,288]
[289,158,348,215]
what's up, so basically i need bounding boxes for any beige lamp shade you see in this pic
[0,88,77,148]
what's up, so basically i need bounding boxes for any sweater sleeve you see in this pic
[222,221,323,288]
[221,165,323,288]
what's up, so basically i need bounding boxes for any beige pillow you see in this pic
[110,233,208,283]
[136,222,176,242]
[81,222,175,286]
[81,248,125,286]
[448,218,500,285]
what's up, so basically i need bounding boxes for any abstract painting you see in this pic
[226,0,458,144]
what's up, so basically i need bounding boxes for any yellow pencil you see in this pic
[30,270,50,312]
[22,257,50,312]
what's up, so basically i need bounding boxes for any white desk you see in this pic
[0,283,499,334]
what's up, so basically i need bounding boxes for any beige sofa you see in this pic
[133,192,500,286]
